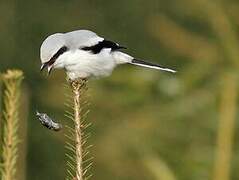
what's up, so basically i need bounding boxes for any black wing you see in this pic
[81,39,126,54]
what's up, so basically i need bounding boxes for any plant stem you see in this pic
[71,79,86,180]
[213,73,237,180]
[0,70,24,180]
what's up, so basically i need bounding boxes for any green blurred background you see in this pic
[0,0,239,179]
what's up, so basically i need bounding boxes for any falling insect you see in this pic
[36,111,62,131]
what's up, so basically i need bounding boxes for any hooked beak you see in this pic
[40,62,54,75]
[40,63,47,71]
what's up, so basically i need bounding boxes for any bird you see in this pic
[40,30,176,80]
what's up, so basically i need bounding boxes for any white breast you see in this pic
[55,48,117,79]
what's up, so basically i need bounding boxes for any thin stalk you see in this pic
[0,70,24,180]
[71,79,87,180]
[213,73,237,180]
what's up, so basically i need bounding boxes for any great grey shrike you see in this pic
[40,30,176,80]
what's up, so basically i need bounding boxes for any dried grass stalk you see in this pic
[65,78,91,180]
[0,70,24,180]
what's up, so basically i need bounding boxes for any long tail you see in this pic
[113,52,176,73]
[130,59,176,73]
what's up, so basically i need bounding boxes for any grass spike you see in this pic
[0,70,24,180]
[65,78,92,180]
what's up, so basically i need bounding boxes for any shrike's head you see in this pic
[40,33,68,74]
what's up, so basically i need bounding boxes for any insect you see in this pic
[36,111,62,131]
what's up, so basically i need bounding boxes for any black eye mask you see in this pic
[41,46,68,71]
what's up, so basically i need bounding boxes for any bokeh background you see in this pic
[0,0,239,179]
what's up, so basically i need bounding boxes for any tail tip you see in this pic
[167,69,177,73]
